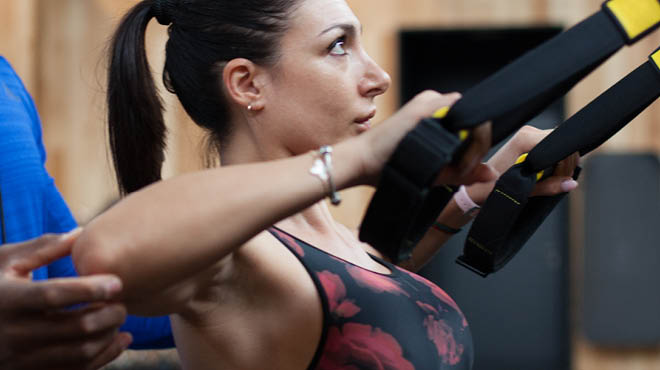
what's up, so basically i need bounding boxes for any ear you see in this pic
[222,58,265,111]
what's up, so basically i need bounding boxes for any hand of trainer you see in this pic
[0,230,132,370]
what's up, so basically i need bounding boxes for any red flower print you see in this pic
[346,265,409,297]
[423,315,464,366]
[416,301,438,315]
[318,271,360,318]
[405,272,467,327]
[317,323,415,370]
[270,228,305,256]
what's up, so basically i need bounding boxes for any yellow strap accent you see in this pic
[431,107,469,141]
[514,153,545,181]
[515,153,528,165]
[494,189,521,206]
[433,106,450,118]
[458,130,469,141]
[536,170,545,182]
[606,0,660,40]
[651,48,660,68]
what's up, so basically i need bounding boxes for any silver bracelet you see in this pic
[309,145,341,205]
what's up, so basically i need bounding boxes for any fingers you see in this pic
[8,304,128,344]
[434,121,495,186]
[85,332,132,370]
[511,125,551,154]
[460,163,499,186]
[8,330,131,370]
[1,275,122,311]
[0,229,82,275]
[456,121,492,178]
[531,176,579,197]
[531,152,580,196]
[553,152,579,177]
[394,90,462,125]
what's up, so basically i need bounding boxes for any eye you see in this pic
[328,36,348,56]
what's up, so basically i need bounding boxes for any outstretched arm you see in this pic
[72,91,495,316]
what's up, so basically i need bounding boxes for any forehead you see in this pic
[288,0,360,35]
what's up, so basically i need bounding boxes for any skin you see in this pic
[0,231,131,370]
[72,0,578,369]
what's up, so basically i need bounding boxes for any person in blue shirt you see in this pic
[0,55,175,369]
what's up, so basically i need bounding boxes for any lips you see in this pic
[354,110,376,124]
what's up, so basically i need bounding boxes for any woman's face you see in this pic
[259,0,391,155]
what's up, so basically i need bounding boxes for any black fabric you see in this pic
[459,55,660,276]
[360,2,659,264]
[457,165,538,276]
[359,119,461,262]
[269,227,474,369]
[443,11,625,143]
[528,60,660,170]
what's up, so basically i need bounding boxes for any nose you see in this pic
[359,53,391,98]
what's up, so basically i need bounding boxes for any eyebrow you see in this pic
[318,23,363,37]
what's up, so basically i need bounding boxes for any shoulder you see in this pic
[178,230,323,369]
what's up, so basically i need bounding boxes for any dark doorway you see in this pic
[400,27,570,370]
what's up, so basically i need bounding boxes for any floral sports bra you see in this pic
[269,227,474,370]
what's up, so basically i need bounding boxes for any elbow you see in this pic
[72,226,123,278]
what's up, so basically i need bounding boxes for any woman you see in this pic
[73,0,578,369]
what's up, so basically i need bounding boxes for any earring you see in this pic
[247,104,253,111]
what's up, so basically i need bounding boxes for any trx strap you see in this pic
[359,0,660,263]
[458,48,660,277]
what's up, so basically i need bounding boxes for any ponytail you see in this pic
[107,0,300,195]
[107,0,166,195]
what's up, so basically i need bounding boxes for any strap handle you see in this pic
[360,0,660,264]
[459,50,660,276]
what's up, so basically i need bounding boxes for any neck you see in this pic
[277,201,337,237]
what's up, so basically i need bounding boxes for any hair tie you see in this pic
[153,0,176,26]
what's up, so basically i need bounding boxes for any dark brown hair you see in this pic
[107,0,300,194]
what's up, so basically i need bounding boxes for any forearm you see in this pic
[72,139,363,304]
[101,349,181,370]
[402,197,475,272]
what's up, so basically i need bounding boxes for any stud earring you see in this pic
[247,104,253,111]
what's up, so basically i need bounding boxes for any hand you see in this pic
[0,230,132,370]
[433,120,497,187]
[467,125,580,205]
[360,90,497,186]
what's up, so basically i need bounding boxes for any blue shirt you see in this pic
[0,56,173,349]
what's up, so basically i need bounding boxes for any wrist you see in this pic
[454,185,481,218]
[322,139,366,190]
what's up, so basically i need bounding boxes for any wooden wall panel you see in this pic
[0,0,37,93]
[33,0,205,222]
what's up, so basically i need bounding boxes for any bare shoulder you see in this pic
[175,230,324,370]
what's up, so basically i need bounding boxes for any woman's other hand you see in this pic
[467,125,579,205]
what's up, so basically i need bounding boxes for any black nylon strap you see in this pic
[459,54,660,276]
[443,10,626,143]
[458,165,538,275]
[359,119,460,262]
[360,1,660,264]
[528,60,660,171]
